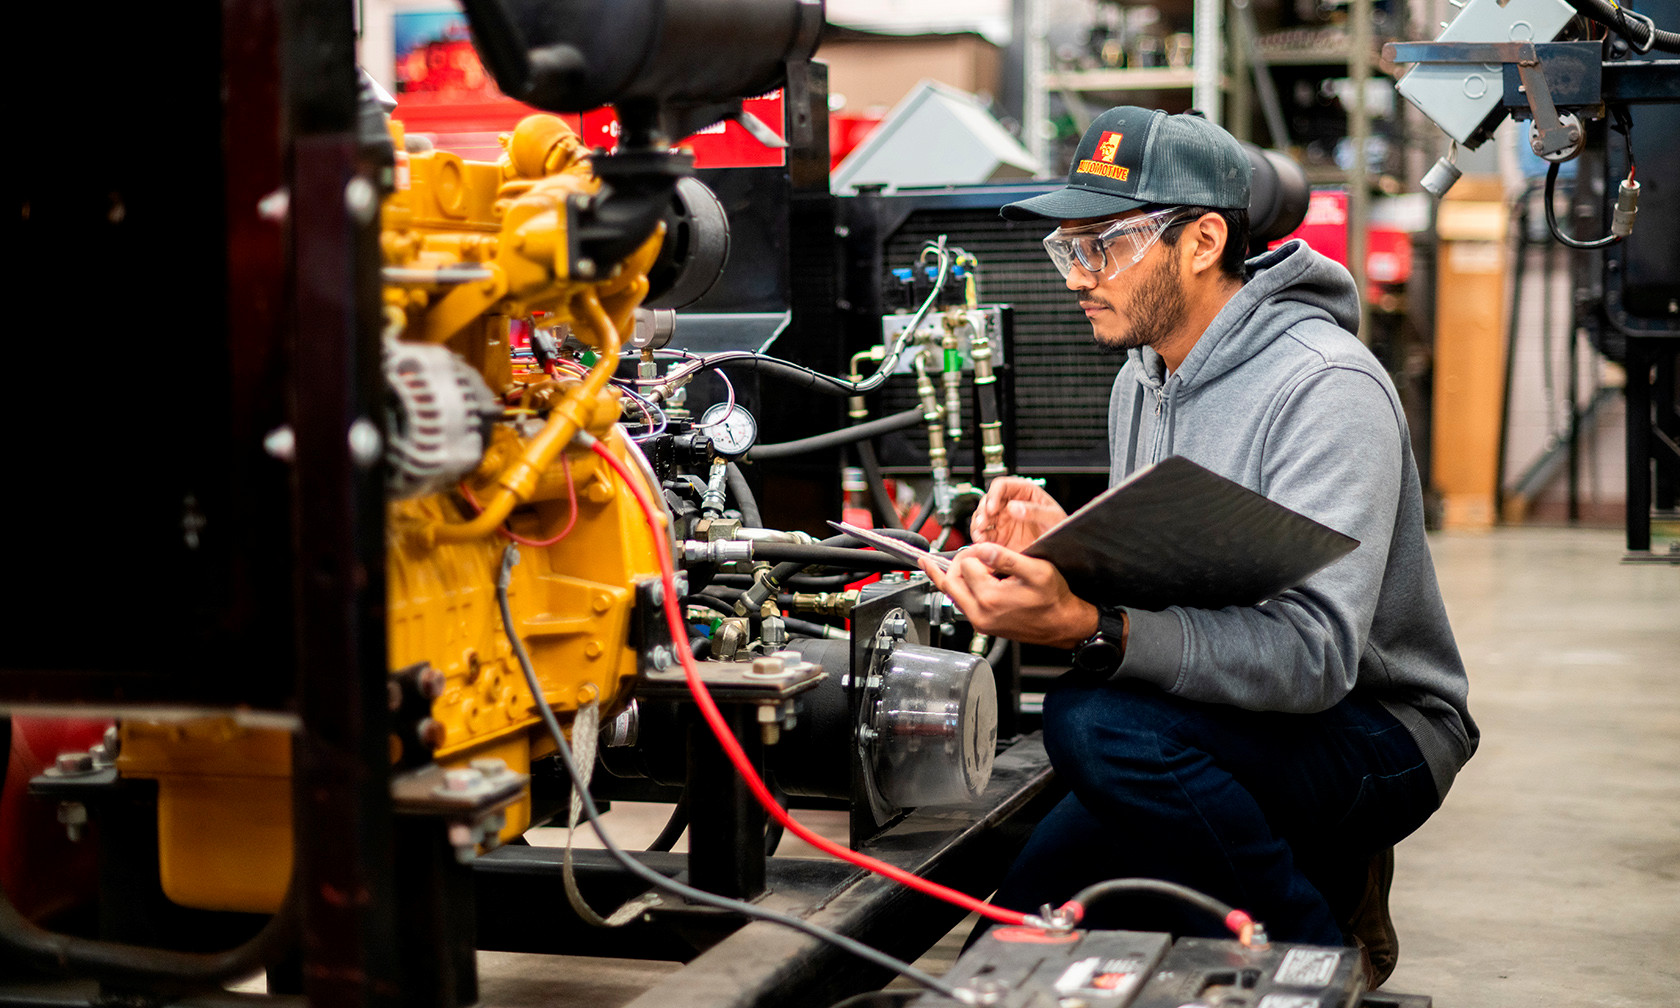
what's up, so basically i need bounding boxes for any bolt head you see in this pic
[442,768,484,791]
[344,177,379,225]
[257,188,290,223]
[418,665,447,699]
[417,718,447,749]
[263,426,296,462]
[348,417,383,469]
[54,752,94,775]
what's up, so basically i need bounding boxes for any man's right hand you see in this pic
[969,477,1068,552]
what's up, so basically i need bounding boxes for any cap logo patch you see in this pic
[1077,130,1130,181]
[1076,159,1130,182]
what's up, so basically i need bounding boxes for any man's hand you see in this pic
[919,543,1097,649]
[969,477,1068,552]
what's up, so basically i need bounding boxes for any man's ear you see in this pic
[1186,213,1229,276]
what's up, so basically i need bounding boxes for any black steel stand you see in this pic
[1622,336,1680,558]
[474,734,1061,1008]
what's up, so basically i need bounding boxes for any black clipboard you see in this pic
[1021,456,1359,610]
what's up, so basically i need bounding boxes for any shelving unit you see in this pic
[1041,66,1201,91]
[1023,0,1218,173]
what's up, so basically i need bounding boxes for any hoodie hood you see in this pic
[1128,239,1361,392]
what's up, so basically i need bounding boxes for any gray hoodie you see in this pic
[1105,239,1477,799]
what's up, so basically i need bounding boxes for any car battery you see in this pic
[1130,937,1365,1008]
[906,927,1173,1007]
[907,930,1369,1008]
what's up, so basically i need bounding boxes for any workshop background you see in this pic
[4,0,1676,1007]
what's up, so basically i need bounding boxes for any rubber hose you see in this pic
[749,542,917,572]
[749,408,925,461]
[724,462,763,527]
[1568,0,1680,51]
[0,879,298,990]
[855,440,905,530]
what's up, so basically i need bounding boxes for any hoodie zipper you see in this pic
[1152,380,1177,461]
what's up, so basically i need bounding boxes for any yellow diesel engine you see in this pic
[115,114,671,913]
[6,6,1041,1007]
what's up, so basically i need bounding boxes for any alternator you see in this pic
[383,339,499,499]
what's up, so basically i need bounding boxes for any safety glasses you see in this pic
[1042,208,1192,280]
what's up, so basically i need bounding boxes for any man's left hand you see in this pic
[919,543,1098,649]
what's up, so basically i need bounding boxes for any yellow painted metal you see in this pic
[388,419,667,767]
[116,720,292,913]
[119,113,674,914]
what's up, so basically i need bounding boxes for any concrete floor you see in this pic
[1382,526,1680,1007]
[476,525,1680,1008]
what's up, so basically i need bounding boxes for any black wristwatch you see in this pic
[1072,606,1128,675]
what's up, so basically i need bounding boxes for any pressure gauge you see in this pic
[699,402,758,457]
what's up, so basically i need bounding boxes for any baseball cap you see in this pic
[1002,106,1252,221]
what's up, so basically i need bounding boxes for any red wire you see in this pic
[588,439,1029,927]
[458,452,579,547]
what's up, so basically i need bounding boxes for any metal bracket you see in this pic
[1386,41,1582,156]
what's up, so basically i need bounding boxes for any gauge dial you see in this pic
[699,402,758,457]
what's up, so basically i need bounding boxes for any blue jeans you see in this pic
[994,679,1440,944]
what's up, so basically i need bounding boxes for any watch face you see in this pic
[1074,634,1123,673]
[699,402,757,457]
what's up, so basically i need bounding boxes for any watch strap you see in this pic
[1072,606,1128,675]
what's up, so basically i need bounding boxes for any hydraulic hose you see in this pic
[684,594,737,618]
[680,354,875,396]
[854,440,906,531]
[724,462,763,527]
[748,409,925,461]
[710,571,859,591]
[737,531,932,614]
[984,633,1011,669]
[0,878,299,991]
[782,616,848,640]
[747,542,918,573]
[647,792,691,853]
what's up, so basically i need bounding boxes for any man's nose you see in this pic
[1065,265,1096,291]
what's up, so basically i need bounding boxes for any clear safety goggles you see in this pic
[1042,208,1192,280]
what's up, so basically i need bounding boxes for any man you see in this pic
[921,107,1477,987]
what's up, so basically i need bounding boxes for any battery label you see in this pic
[1053,956,1148,998]
[1273,948,1343,987]
[1257,995,1323,1008]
